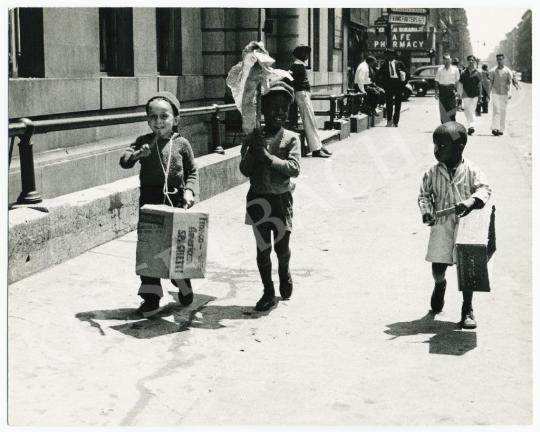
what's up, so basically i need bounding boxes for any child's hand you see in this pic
[422,213,435,226]
[455,197,476,218]
[245,129,264,150]
[136,144,151,159]
[254,146,273,166]
[182,189,195,209]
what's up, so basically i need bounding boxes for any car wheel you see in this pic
[416,86,427,97]
[401,85,413,101]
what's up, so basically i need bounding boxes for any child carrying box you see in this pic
[418,121,491,329]
[120,91,199,317]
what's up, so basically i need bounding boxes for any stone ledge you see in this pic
[8,146,245,284]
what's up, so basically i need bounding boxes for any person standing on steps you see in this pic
[289,44,332,158]
[377,49,408,127]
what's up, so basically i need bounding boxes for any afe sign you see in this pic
[390,32,427,50]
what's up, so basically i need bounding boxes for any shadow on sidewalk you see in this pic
[75,293,279,339]
[384,312,477,356]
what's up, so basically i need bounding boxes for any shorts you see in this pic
[245,190,293,232]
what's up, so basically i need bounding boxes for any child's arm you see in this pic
[471,166,491,205]
[455,167,491,217]
[119,136,151,168]
[180,139,199,208]
[262,135,301,178]
[418,169,435,225]
[239,131,261,177]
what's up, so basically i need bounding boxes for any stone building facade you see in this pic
[10,8,464,203]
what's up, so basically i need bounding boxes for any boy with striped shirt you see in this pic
[418,122,491,329]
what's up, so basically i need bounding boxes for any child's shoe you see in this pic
[171,279,194,306]
[430,280,446,313]
[254,293,276,311]
[461,304,477,329]
[278,269,293,300]
[137,293,161,318]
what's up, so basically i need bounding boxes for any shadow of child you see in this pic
[385,312,477,356]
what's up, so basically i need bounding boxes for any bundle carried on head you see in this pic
[226,41,293,134]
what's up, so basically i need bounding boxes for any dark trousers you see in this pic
[253,226,291,294]
[384,79,403,125]
[365,84,384,112]
[438,85,457,123]
[481,88,489,113]
[138,186,189,296]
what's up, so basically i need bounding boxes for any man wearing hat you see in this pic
[289,44,332,158]
[434,54,461,123]
[376,49,409,127]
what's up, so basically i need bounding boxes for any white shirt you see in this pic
[354,61,371,91]
[435,65,460,86]
[388,60,398,79]
[489,66,513,96]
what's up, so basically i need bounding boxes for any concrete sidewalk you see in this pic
[7,96,532,426]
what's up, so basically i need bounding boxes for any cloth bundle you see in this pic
[226,41,292,134]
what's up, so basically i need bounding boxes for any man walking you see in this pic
[377,49,408,127]
[489,53,513,136]
[459,55,483,135]
[289,44,331,157]
[355,56,384,115]
[479,64,491,114]
[434,54,460,123]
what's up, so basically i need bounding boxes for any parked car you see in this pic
[408,65,441,96]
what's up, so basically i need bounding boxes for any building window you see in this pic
[156,8,182,75]
[313,9,320,72]
[9,8,45,78]
[99,8,134,76]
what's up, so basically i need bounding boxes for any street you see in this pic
[8,84,532,426]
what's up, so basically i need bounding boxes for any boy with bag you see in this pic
[418,122,491,328]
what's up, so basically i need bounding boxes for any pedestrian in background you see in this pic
[377,48,408,127]
[239,81,300,312]
[478,64,491,114]
[489,53,513,136]
[289,44,332,158]
[434,54,460,123]
[418,121,491,329]
[354,55,384,116]
[459,55,483,135]
[119,91,199,317]
[452,57,464,112]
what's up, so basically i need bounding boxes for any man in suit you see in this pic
[376,49,408,127]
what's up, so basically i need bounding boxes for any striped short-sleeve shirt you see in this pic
[418,158,491,224]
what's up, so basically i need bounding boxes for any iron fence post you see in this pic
[16,118,42,204]
[329,96,336,125]
[211,105,225,154]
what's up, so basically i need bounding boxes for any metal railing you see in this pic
[8,92,368,206]
[8,103,237,205]
[311,92,366,127]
